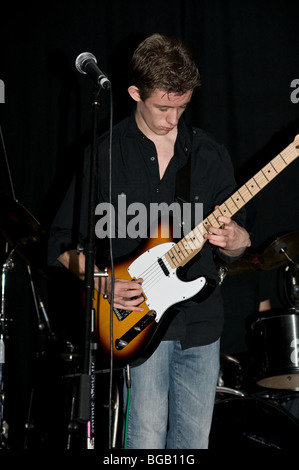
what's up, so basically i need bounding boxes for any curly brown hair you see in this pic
[130,33,201,101]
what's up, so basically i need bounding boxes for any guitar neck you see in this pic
[165,136,299,269]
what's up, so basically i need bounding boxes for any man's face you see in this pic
[131,88,193,138]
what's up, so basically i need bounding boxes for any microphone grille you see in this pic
[75,52,97,74]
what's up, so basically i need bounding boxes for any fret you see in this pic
[280,152,288,166]
[255,171,270,189]
[174,240,186,260]
[193,225,204,244]
[193,224,204,243]
[184,232,199,249]
[181,236,194,253]
[270,159,279,174]
[234,190,246,205]
[225,198,238,215]
[231,193,243,210]
[245,178,260,197]
[238,185,252,203]
[166,247,181,266]
[165,135,299,269]
[204,213,221,230]
[222,202,233,216]
[261,163,276,181]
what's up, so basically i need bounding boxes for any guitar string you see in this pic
[136,254,174,295]
[131,145,299,293]
[124,144,299,311]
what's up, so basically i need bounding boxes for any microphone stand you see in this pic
[76,86,108,449]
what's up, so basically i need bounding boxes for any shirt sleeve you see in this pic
[47,154,91,266]
[191,129,248,264]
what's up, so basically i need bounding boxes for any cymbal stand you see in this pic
[0,245,17,448]
[279,247,299,312]
[26,265,55,345]
[23,265,57,448]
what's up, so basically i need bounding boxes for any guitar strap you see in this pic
[174,126,193,204]
[175,155,191,204]
[173,128,193,241]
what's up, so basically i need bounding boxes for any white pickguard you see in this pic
[127,242,207,322]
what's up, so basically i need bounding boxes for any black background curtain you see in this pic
[0,0,299,449]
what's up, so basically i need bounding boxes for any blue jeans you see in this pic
[123,339,220,449]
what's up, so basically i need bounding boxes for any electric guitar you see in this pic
[94,135,299,366]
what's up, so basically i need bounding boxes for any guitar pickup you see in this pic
[115,310,156,350]
[158,257,170,276]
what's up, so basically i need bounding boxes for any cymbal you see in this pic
[0,192,48,273]
[225,248,262,275]
[261,231,299,270]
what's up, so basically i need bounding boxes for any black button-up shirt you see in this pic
[48,111,246,349]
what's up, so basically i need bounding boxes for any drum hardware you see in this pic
[215,231,299,277]
[210,396,299,449]
[217,265,228,285]
[250,309,299,391]
[0,192,60,448]
[58,341,84,450]
[0,244,19,449]
[215,248,262,276]
[0,193,49,279]
[1,131,59,447]
[249,232,299,391]
[260,231,299,271]
[227,248,262,275]
[284,260,299,312]
[217,352,246,399]
[0,192,115,448]
[23,267,59,449]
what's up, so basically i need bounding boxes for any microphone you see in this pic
[75,52,111,89]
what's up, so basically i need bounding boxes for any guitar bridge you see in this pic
[114,307,130,321]
[115,310,156,350]
[114,293,146,321]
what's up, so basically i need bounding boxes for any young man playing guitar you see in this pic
[49,34,250,449]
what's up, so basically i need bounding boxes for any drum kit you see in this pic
[212,230,299,449]
[0,191,299,449]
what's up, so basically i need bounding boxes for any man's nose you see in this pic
[166,109,179,126]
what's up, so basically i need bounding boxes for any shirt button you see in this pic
[156,188,159,193]
[150,156,155,161]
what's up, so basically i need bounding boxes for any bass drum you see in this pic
[250,308,299,390]
[209,396,299,449]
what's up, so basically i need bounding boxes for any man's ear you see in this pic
[128,85,141,102]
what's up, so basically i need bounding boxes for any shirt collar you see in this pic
[128,107,192,148]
